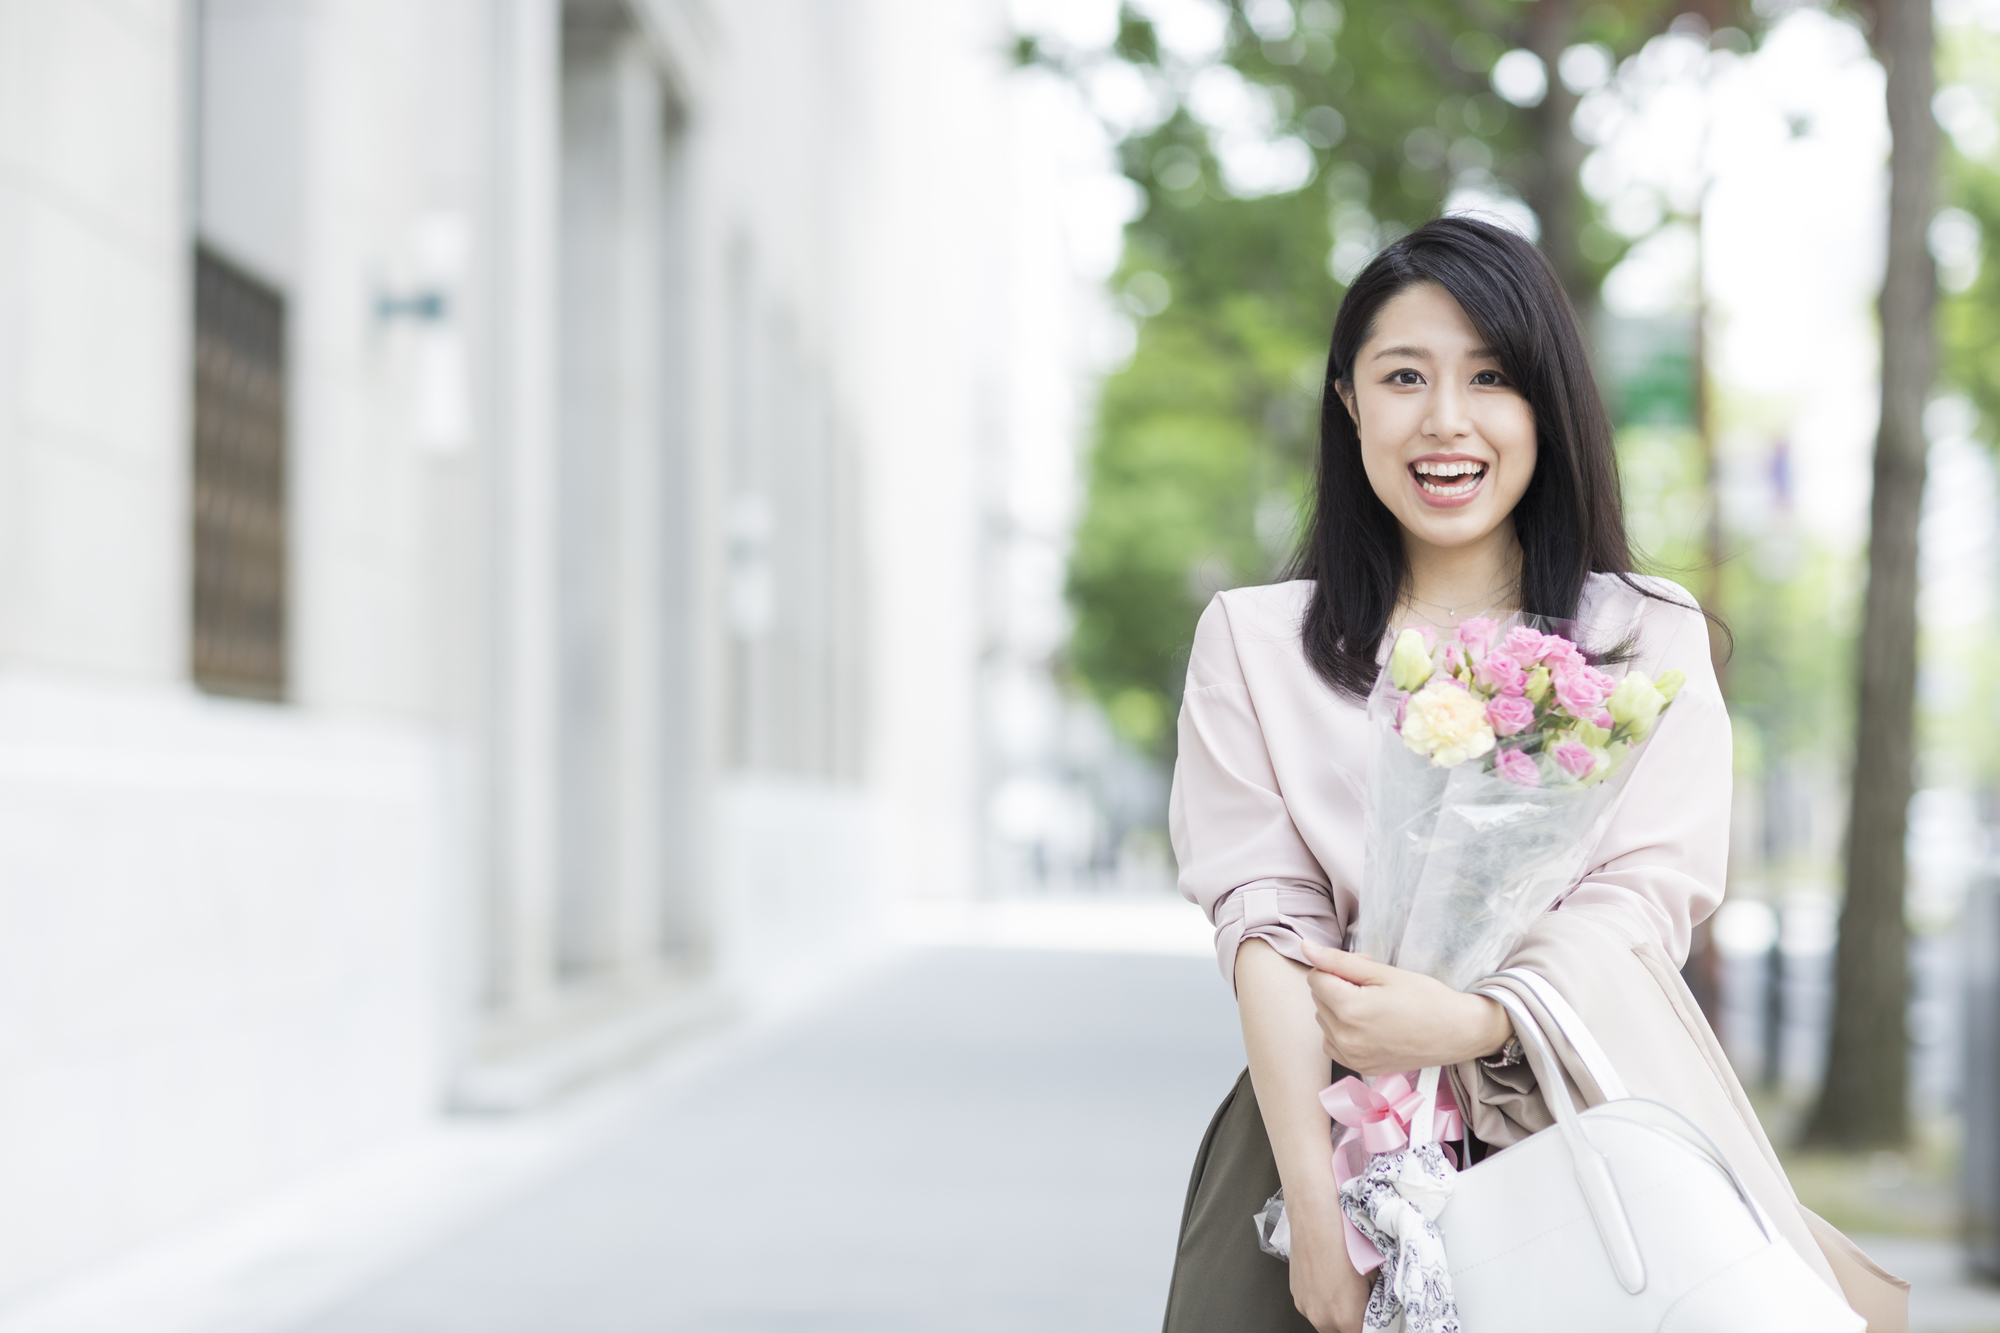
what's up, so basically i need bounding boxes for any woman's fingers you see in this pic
[1302,941,1394,985]
[1310,957,1511,1071]
[1306,966,1356,998]
[1307,971,1360,1039]
[1309,964,1417,1073]
[1308,970,1368,1065]
[1286,1194,1371,1333]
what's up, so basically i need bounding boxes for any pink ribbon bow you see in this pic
[1320,1072,1465,1274]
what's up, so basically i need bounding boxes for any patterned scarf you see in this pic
[1338,1142,1461,1333]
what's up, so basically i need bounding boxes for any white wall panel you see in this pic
[0,676,442,1302]
[0,0,184,681]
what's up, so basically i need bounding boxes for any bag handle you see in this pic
[1482,969,1772,1243]
[1476,983,1648,1295]
[1407,1064,1443,1149]
[1489,967,1630,1100]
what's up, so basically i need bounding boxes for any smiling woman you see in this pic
[1291,216,1641,701]
[1158,218,1902,1333]
[1341,283,1538,560]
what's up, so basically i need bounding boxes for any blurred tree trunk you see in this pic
[1803,0,1938,1150]
[1683,0,1732,1029]
[1523,0,1590,307]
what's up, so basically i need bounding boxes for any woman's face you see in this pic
[1339,282,1537,556]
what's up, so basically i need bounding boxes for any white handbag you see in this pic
[1410,967,1866,1332]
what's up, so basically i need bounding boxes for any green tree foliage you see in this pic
[1067,276,1320,751]
[1926,16,2000,790]
[1029,0,1689,756]
[1938,21,2000,435]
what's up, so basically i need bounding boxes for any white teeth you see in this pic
[1413,460,1486,496]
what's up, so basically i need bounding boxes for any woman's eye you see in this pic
[1472,370,1508,387]
[1389,370,1425,386]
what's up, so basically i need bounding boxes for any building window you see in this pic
[191,245,288,700]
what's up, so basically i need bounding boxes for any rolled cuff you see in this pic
[1211,878,1346,993]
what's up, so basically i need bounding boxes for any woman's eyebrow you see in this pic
[1370,344,1503,362]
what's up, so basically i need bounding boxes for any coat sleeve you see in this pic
[1557,583,1730,967]
[1169,595,1344,992]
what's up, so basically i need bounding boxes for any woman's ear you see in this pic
[1335,380,1359,426]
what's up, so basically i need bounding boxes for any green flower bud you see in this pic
[1389,629,1434,692]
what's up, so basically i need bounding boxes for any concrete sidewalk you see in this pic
[17,935,1990,1331]
[290,948,1245,1333]
[282,942,2000,1333]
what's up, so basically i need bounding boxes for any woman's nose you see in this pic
[1424,383,1474,441]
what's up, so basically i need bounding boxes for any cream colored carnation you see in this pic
[1402,680,1497,768]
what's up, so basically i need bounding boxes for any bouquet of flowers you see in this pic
[1350,616,1683,990]
[1285,616,1685,1333]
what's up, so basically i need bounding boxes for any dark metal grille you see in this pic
[191,245,288,700]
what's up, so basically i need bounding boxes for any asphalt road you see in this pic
[289,949,1246,1333]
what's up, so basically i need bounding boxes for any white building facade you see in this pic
[0,0,1046,1306]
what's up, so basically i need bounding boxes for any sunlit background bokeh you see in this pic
[0,0,1996,1328]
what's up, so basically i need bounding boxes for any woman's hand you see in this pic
[1284,1185,1373,1333]
[1301,941,1512,1075]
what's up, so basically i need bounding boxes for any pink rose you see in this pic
[1551,662,1615,716]
[1476,651,1526,696]
[1457,617,1499,658]
[1500,626,1550,664]
[1592,708,1614,730]
[1486,694,1535,737]
[1552,739,1597,779]
[1539,636,1585,672]
[1494,747,1540,786]
[1443,642,1464,675]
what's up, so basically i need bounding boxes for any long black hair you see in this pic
[1287,214,1679,699]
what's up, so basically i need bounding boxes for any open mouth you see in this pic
[1411,459,1487,499]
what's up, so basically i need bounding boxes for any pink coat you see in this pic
[1168,573,1729,991]
[1167,574,1910,1329]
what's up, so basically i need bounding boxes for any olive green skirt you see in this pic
[1161,1068,1321,1332]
